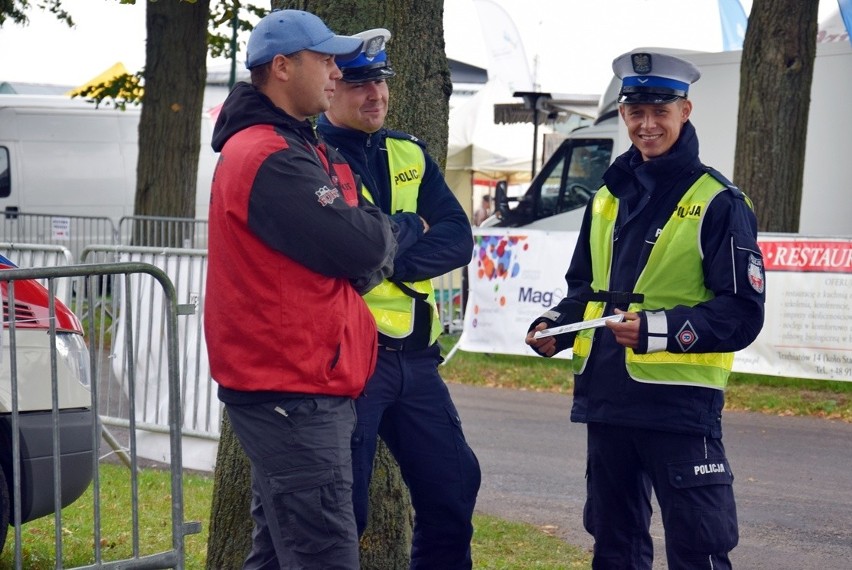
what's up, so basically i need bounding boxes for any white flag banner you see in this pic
[459,229,852,382]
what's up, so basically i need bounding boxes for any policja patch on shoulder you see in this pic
[747,254,765,294]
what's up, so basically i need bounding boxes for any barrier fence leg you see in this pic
[441,337,463,365]
[100,423,134,470]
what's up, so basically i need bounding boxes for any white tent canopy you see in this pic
[443,0,544,217]
[446,81,539,180]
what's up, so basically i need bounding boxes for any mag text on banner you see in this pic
[461,229,578,359]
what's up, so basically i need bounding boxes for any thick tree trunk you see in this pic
[205,414,253,569]
[136,0,209,245]
[306,0,451,566]
[358,440,414,567]
[734,0,819,233]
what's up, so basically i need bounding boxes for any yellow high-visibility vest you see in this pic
[361,138,443,344]
[572,173,739,390]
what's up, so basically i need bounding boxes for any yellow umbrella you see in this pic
[66,62,142,101]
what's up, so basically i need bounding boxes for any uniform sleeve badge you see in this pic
[747,254,765,294]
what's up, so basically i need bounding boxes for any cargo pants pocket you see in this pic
[666,456,739,554]
[269,467,346,555]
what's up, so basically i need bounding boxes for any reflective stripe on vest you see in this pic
[572,173,735,389]
[361,139,442,343]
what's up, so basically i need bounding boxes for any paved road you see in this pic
[449,382,852,569]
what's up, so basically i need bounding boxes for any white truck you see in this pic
[490,41,852,236]
[0,94,217,225]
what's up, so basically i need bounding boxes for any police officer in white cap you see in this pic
[526,50,765,569]
[318,29,480,569]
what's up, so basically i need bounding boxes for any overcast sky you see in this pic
[0,0,842,96]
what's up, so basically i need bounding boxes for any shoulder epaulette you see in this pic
[703,165,741,197]
[385,129,427,149]
[703,165,753,208]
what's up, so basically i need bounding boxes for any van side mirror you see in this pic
[495,180,510,219]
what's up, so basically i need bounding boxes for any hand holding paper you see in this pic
[533,314,625,339]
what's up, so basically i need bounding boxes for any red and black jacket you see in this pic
[205,83,397,402]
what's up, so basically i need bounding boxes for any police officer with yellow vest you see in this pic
[317,29,480,569]
[525,50,765,569]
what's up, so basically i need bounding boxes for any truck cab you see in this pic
[0,255,94,553]
[489,134,614,231]
[486,73,624,231]
[485,42,852,236]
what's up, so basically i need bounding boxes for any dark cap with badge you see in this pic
[337,28,397,83]
[612,50,701,104]
[245,9,362,69]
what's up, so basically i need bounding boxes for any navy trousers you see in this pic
[584,423,739,570]
[351,343,481,569]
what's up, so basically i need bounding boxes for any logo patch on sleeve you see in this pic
[676,320,698,352]
[747,254,765,294]
[315,185,340,207]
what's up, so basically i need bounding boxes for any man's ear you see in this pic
[681,99,693,123]
[270,54,291,81]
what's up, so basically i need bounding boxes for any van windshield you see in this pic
[535,139,612,220]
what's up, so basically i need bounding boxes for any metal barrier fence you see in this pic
[0,212,118,262]
[0,213,211,259]
[434,266,466,334]
[0,262,199,569]
[0,242,75,305]
[81,244,218,473]
[118,215,209,250]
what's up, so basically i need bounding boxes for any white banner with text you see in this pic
[458,229,852,381]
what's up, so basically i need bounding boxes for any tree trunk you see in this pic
[136,0,209,245]
[205,414,253,569]
[734,0,819,233]
[307,0,451,566]
[205,0,450,567]
[358,440,414,567]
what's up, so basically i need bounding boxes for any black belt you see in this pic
[377,333,430,352]
[581,290,645,304]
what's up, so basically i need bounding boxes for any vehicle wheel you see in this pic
[0,467,8,553]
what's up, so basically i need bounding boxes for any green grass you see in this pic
[1,465,590,569]
[5,334,849,568]
[0,466,213,569]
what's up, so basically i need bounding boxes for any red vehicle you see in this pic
[0,255,94,552]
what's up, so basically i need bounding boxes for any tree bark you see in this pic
[205,414,253,569]
[734,0,819,233]
[306,0,451,566]
[136,0,209,245]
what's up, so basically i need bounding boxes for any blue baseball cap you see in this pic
[338,28,397,83]
[246,10,362,69]
[612,51,701,104]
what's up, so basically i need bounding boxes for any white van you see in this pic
[0,94,217,225]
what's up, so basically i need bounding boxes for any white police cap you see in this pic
[337,28,396,83]
[612,51,701,104]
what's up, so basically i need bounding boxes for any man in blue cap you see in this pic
[526,50,765,569]
[317,29,480,569]
[205,10,397,569]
